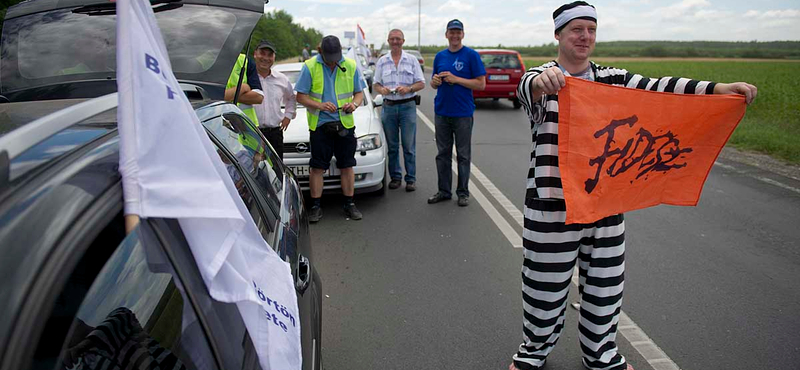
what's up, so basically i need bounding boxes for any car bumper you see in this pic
[283,147,386,193]
[473,83,518,99]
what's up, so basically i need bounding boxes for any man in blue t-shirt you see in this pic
[428,19,486,207]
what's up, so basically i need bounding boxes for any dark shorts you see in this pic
[309,121,357,170]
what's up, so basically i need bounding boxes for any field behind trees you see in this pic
[418,41,800,59]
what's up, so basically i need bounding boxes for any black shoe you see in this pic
[344,203,362,220]
[427,192,451,204]
[309,206,322,223]
[405,182,416,192]
[388,179,402,189]
[457,196,469,207]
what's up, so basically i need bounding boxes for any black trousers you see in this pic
[259,126,284,159]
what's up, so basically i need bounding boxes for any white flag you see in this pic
[356,24,367,50]
[116,0,301,369]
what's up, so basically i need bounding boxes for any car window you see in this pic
[30,217,219,370]
[480,53,521,69]
[222,114,284,214]
[202,114,283,230]
[1,5,238,91]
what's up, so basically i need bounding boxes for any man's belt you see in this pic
[260,126,282,132]
[384,96,416,106]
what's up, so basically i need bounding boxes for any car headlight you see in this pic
[357,134,381,151]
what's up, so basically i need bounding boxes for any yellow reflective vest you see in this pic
[227,54,260,126]
[303,57,357,131]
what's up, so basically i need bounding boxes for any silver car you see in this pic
[273,62,388,195]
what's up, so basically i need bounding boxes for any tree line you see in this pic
[246,10,323,62]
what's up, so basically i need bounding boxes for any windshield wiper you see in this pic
[72,0,182,16]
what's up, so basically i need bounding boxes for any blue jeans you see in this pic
[381,100,417,183]
[434,115,473,198]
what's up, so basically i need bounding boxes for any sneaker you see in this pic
[308,206,322,223]
[427,192,451,204]
[344,203,362,220]
[388,179,402,189]
[405,182,416,192]
[457,195,469,207]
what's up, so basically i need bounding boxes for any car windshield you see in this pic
[281,70,301,85]
[480,53,521,69]
[0,4,260,94]
[406,50,422,58]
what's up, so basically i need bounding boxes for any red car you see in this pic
[474,49,526,108]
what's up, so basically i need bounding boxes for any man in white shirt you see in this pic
[253,40,297,158]
[373,29,425,192]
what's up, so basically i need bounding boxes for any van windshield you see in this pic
[0,4,260,95]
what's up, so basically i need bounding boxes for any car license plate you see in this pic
[489,74,510,81]
[290,165,312,178]
[290,165,329,178]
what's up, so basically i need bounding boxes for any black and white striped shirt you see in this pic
[517,60,717,200]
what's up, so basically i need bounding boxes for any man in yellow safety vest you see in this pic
[225,53,264,125]
[295,35,366,222]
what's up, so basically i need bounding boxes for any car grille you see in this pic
[284,142,311,154]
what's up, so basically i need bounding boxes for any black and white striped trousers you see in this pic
[513,198,628,370]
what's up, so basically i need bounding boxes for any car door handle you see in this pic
[296,254,311,295]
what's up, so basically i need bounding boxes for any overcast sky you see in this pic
[265,0,799,47]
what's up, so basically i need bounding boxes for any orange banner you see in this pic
[559,77,746,224]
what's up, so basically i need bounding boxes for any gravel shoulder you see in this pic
[719,146,800,181]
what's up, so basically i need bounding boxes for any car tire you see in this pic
[376,163,388,196]
[512,98,522,109]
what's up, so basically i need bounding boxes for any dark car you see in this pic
[0,1,323,370]
[473,49,526,109]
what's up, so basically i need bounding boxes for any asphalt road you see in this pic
[309,87,800,370]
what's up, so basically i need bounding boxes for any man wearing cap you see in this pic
[511,2,757,370]
[373,29,426,192]
[302,44,311,62]
[252,40,296,159]
[295,35,367,222]
[428,19,486,207]
[225,53,264,126]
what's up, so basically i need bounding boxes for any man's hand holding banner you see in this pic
[559,77,747,224]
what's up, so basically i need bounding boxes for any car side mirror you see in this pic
[372,94,383,107]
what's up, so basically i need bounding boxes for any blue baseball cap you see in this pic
[447,19,464,30]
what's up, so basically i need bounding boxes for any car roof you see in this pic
[475,49,521,54]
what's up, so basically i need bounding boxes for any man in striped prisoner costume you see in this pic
[511,2,758,370]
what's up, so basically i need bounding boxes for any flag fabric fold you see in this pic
[116,0,301,368]
[558,77,746,224]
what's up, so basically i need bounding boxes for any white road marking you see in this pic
[416,108,683,370]
[415,110,521,248]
